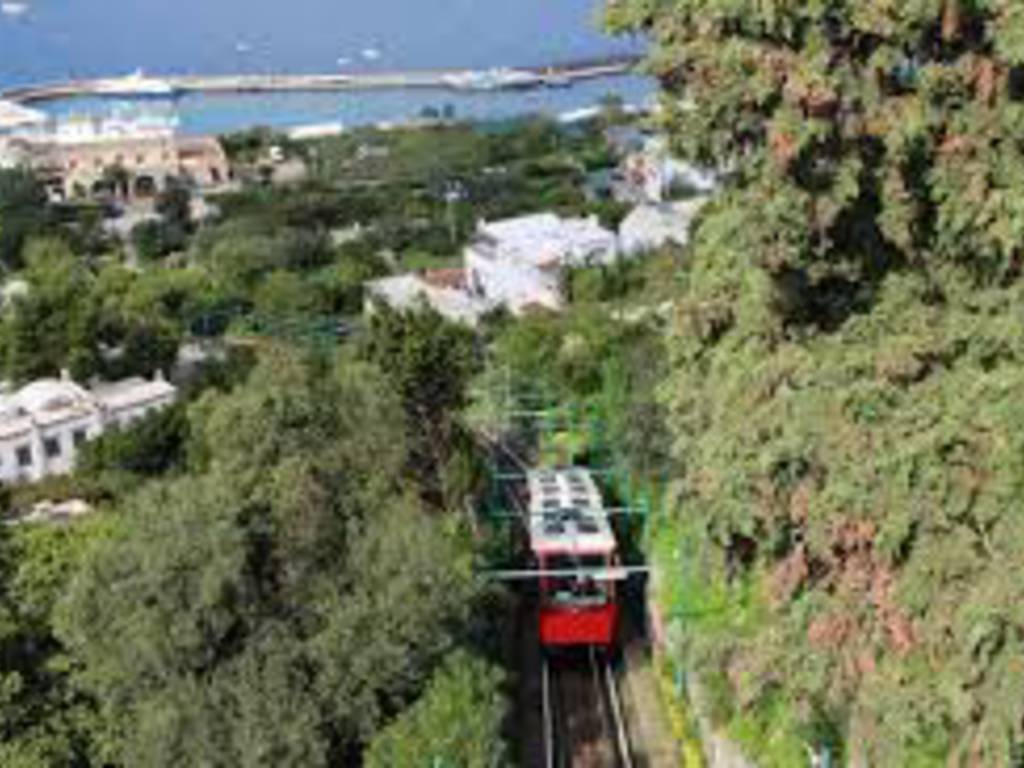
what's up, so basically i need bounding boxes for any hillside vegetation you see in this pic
[607,1,1024,764]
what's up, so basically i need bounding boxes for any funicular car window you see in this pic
[546,554,608,607]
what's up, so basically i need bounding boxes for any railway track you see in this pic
[543,648,633,768]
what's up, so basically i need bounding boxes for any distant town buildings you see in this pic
[0,371,176,484]
[17,134,229,201]
[0,104,230,201]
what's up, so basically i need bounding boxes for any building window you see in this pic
[16,445,32,468]
[44,437,61,458]
[72,429,88,447]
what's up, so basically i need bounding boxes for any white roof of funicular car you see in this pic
[527,468,616,556]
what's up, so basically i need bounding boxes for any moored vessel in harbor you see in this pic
[442,67,544,92]
[92,70,179,99]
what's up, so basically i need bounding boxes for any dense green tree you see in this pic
[363,305,479,508]
[76,404,189,484]
[195,218,334,302]
[131,219,187,261]
[609,1,1024,764]
[57,350,478,766]
[0,249,188,385]
[309,240,389,315]
[253,270,319,319]
[0,519,113,767]
[1,238,99,382]
[364,651,509,768]
[60,204,117,259]
[488,305,639,402]
[0,169,49,271]
[154,178,192,233]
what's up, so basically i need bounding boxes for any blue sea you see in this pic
[0,0,653,134]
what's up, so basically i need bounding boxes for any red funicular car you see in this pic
[528,468,621,648]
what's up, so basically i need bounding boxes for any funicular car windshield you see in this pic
[545,553,609,608]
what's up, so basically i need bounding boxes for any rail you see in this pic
[543,648,634,768]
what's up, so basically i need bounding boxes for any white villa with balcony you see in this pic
[465,213,618,313]
[0,371,176,484]
[365,213,620,323]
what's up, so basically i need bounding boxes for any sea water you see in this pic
[0,0,653,133]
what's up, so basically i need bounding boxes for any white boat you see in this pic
[92,70,179,99]
[543,73,572,89]
[442,67,542,92]
[498,68,543,89]
[361,47,381,61]
[287,121,345,141]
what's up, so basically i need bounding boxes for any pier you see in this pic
[1,57,640,105]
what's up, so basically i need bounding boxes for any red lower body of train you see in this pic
[539,601,618,647]
[536,552,619,647]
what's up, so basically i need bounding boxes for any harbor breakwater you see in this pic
[1,57,640,105]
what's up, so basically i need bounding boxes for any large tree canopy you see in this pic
[609,1,1024,765]
[0,169,49,271]
[56,350,479,766]
[609,0,1024,283]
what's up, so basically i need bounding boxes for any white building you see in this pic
[619,198,710,256]
[0,371,176,484]
[366,213,626,324]
[465,213,618,313]
[618,136,718,204]
[365,269,491,326]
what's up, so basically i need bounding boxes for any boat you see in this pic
[543,73,572,89]
[92,70,180,99]
[287,121,345,141]
[442,67,542,92]
[361,47,381,61]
